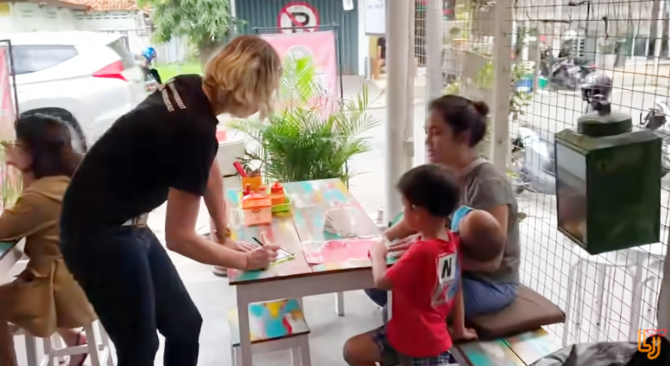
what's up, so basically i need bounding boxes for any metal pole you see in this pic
[490,0,512,170]
[426,0,443,101]
[652,0,665,86]
[657,225,670,339]
[384,0,411,225]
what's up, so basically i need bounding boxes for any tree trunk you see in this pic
[198,37,220,67]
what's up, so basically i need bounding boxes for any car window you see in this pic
[107,39,136,69]
[11,45,78,75]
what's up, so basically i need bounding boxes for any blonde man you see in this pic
[59,36,282,366]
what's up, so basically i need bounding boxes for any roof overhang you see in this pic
[0,0,90,10]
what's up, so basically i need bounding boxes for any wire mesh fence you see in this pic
[414,0,669,346]
[509,0,668,345]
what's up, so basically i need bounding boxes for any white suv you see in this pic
[4,31,146,151]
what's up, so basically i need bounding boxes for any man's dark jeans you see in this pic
[61,227,202,366]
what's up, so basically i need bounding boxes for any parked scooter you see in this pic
[641,100,670,177]
[511,127,557,195]
[140,46,161,92]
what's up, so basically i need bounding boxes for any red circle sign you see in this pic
[277,2,320,33]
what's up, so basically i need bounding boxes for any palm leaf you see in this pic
[228,55,379,185]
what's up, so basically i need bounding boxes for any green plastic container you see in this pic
[538,76,548,89]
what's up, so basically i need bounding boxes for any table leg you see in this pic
[629,263,644,341]
[335,292,345,316]
[236,290,253,366]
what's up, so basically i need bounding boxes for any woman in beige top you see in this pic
[0,115,96,366]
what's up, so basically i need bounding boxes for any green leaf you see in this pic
[228,56,380,185]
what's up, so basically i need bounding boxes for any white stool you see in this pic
[228,298,311,366]
[41,320,114,366]
[13,328,38,366]
[15,320,114,366]
[563,245,665,345]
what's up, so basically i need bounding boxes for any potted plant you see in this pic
[228,56,380,185]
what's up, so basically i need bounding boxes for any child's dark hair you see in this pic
[397,164,460,218]
[15,114,82,179]
[429,95,489,147]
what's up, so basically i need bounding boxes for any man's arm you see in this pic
[203,161,228,240]
[166,188,248,268]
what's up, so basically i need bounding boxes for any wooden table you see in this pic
[226,179,381,366]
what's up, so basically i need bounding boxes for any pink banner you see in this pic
[0,47,14,136]
[261,31,338,99]
[0,46,18,210]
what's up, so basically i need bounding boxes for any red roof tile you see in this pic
[68,0,139,11]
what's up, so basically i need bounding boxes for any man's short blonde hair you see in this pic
[203,35,282,116]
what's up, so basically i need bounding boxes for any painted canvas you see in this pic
[503,329,563,365]
[456,339,525,366]
[302,238,377,265]
[228,298,309,345]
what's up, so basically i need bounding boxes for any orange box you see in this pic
[242,193,272,226]
[242,175,263,192]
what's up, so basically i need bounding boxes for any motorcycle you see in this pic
[511,127,557,195]
[641,100,670,177]
[540,48,597,91]
[142,65,161,93]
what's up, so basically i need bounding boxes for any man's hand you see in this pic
[244,244,279,270]
[370,238,388,259]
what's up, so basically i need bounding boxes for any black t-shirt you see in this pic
[60,75,218,235]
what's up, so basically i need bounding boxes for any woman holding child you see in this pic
[365,95,520,318]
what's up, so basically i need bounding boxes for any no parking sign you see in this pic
[277,2,320,33]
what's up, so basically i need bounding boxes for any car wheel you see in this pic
[21,109,88,153]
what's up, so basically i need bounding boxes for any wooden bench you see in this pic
[453,285,566,366]
[227,298,312,366]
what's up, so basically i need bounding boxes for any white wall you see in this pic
[357,0,369,76]
[0,3,77,33]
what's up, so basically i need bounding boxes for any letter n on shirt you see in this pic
[432,253,459,307]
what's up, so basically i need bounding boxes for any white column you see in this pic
[384,0,412,225]
[658,230,670,340]
[426,0,443,101]
[490,0,512,170]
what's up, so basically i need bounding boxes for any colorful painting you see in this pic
[285,179,381,273]
[226,189,313,284]
[228,298,309,345]
[503,329,562,365]
[225,179,383,283]
[456,339,525,366]
[302,238,377,265]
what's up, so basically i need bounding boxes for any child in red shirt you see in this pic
[343,164,503,366]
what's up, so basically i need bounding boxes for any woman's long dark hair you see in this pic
[15,114,82,179]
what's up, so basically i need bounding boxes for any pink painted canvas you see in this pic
[302,238,376,265]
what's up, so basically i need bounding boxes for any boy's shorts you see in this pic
[372,326,456,366]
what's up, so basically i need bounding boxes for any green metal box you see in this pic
[554,104,661,255]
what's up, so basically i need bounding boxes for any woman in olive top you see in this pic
[0,115,96,366]
[367,95,521,317]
